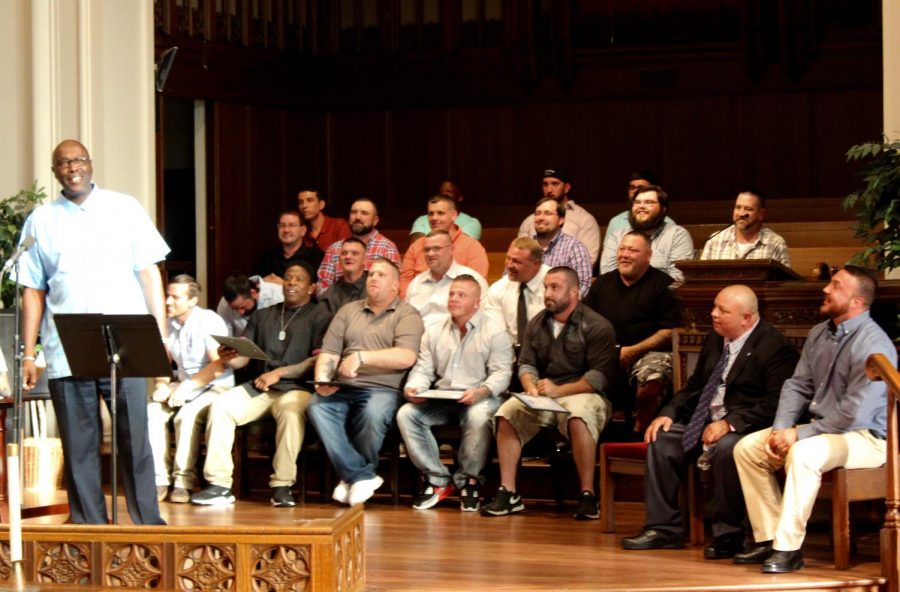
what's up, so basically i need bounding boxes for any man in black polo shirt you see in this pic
[586,231,681,432]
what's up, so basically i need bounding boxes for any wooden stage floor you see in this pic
[23,493,886,591]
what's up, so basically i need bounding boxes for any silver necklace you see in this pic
[279,304,303,341]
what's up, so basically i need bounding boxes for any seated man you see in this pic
[481,266,617,520]
[733,266,896,573]
[406,229,488,324]
[310,258,425,505]
[148,275,235,503]
[297,188,351,252]
[600,185,694,283]
[320,237,368,314]
[519,168,601,265]
[409,180,482,242]
[482,237,549,354]
[400,195,489,296]
[398,275,513,511]
[255,210,324,284]
[585,231,682,432]
[529,197,592,296]
[605,171,673,237]
[621,285,799,558]
[216,273,283,336]
[190,262,332,507]
[700,190,790,267]
[317,197,400,293]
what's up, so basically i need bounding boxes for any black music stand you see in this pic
[54,314,171,524]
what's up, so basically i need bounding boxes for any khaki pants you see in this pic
[734,426,885,551]
[202,385,311,489]
[148,386,225,489]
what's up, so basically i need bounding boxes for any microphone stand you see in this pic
[3,259,36,591]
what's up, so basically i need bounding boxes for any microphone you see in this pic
[2,236,35,274]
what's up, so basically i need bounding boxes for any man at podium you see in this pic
[14,140,169,525]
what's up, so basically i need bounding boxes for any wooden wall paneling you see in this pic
[282,108,326,204]
[656,96,735,205]
[327,111,390,221]
[447,105,519,226]
[209,102,254,299]
[388,108,449,215]
[809,89,882,198]
[246,105,292,249]
[582,98,660,209]
[732,93,812,200]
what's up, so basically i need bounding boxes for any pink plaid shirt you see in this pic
[317,230,401,292]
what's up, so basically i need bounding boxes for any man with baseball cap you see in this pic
[518,168,601,266]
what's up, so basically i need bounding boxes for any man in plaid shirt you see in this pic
[317,197,400,294]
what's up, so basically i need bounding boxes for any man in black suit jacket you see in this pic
[622,285,799,558]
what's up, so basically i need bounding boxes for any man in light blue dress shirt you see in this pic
[16,140,170,525]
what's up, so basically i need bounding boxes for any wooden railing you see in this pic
[865,353,900,592]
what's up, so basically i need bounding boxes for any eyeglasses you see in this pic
[633,199,659,207]
[423,245,451,254]
[277,223,302,229]
[54,156,91,170]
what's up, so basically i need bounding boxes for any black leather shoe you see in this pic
[704,534,745,560]
[762,549,804,573]
[733,542,773,564]
[621,529,684,550]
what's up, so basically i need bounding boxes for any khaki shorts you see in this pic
[494,392,612,445]
[630,351,673,387]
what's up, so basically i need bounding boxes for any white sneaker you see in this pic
[348,476,384,505]
[332,480,351,505]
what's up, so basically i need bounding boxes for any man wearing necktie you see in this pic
[622,285,799,558]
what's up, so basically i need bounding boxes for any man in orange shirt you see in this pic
[297,188,351,252]
[399,195,489,296]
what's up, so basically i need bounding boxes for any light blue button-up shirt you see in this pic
[14,185,170,378]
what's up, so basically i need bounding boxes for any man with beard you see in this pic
[481,267,617,520]
[320,237,368,314]
[585,232,682,433]
[605,171,674,237]
[733,266,895,573]
[406,230,488,324]
[518,168,601,265]
[600,185,694,282]
[16,139,169,524]
[701,190,791,267]
[191,262,331,508]
[297,188,351,252]
[255,210,324,284]
[317,198,400,293]
[409,179,482,242]
[529,197,592,296]
[310,258,425,505]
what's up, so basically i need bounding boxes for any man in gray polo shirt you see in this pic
[310,258,425,505]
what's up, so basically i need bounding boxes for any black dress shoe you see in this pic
[762,549,804,573]
[703,534,745,560]
[733,542,773,564]
[621,529,684,550]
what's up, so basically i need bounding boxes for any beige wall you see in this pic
[887,0,900,142]
[0,0,156,216]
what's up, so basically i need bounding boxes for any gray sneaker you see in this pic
[190,485,235,505]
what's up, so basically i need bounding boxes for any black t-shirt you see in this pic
[584,266,681,346]
[255,245,324,279]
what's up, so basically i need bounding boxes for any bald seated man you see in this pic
[623,285,799,560]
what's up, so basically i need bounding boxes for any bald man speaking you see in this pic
[622,285,799,559]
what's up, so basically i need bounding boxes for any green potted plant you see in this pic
[842,138,900,271]
[0,182,46,308]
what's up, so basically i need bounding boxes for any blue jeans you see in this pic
[396,397,500,489]
[308,387,400,484]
